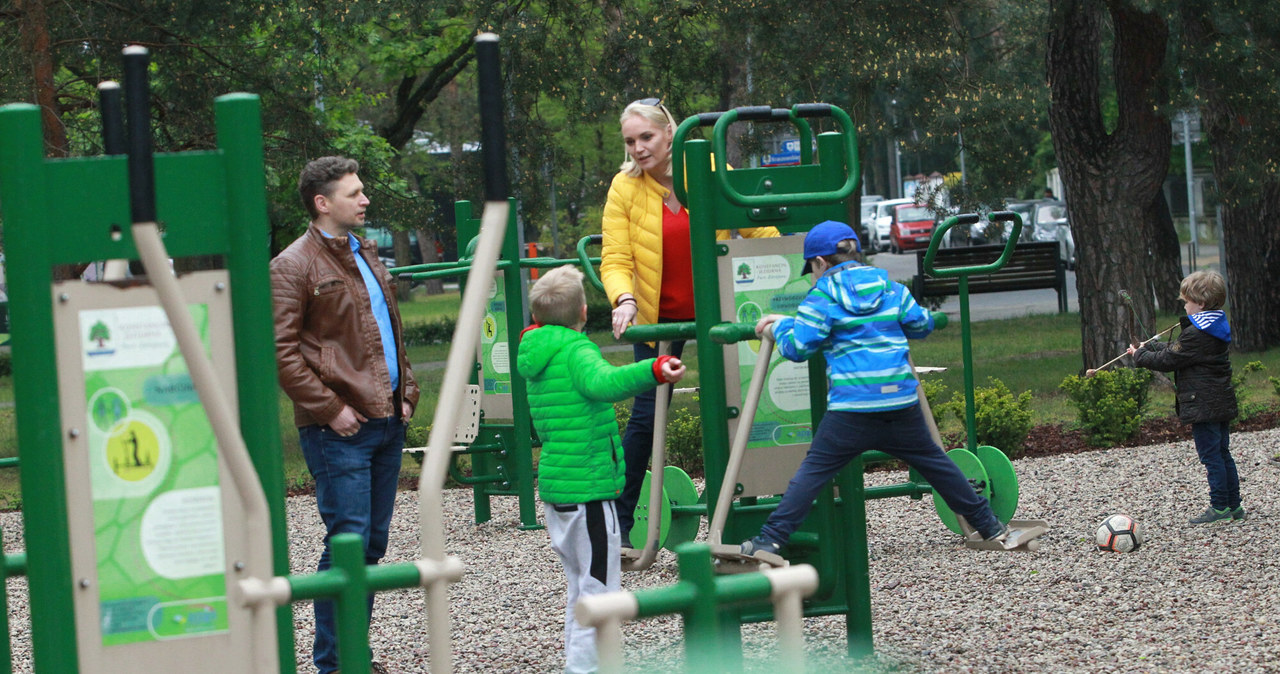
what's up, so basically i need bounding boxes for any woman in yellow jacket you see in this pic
[601,98,778,544]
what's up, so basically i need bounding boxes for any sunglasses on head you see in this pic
[634,97,662,107]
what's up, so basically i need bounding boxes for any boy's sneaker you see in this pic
[740,536,782,557]
[1230,506,1248,521]
[982,523,1010,542]
[1189,506,1233,524]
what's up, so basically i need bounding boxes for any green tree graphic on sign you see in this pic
[89,321,111,348]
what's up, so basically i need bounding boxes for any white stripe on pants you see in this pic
[545,500,621,674]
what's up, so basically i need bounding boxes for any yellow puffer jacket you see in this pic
[600,170,779,327]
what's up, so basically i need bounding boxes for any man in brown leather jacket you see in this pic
[271,156,419,674]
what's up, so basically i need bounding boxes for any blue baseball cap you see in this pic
[801,220,860,274]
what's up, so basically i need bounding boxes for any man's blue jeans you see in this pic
[760,404,1003,544]
[299,416,405,674]
[617,338,686,542]
[1191,421,1240,510]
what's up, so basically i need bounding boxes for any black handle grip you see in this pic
[792,103,835,118]
[123,46,155,223]
[694,112,724,127]
[587,234,602,244]
[97,81,125,156]
[475,34,508,202]
[733,105,776,121]
[989,210,1019,223]
[953,213,981,226]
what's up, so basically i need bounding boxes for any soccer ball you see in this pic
[1095,514,1143,553]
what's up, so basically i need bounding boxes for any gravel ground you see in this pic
[1,429,1276,673]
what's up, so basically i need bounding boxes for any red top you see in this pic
[659,205,695,320]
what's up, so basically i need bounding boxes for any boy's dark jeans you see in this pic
[617,338,686,542]
[1191,421,1240,510]
[760,404,1003,544]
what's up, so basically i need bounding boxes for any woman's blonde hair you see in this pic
[618,99,676,179]
[529,265,587,328]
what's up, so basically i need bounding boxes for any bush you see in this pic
[918,377,950,428]
[613,397,704,475]
[402,318,457,346]
[939,377,1033,458]
[1232,360,1270,422]
[1060,368,1153,447]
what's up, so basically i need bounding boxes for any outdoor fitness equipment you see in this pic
[0,35,516,674]
[922,213,1051,551]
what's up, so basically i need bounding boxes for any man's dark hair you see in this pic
[298,156,360,219]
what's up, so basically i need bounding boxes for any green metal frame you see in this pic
[923,211,1024,451]
[0,96,294,672]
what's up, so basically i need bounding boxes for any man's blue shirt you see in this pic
[321,229,399,390]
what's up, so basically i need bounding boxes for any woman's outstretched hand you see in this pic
[612,301,638,339]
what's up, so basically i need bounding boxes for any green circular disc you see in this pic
[974,445,1020,525]
[629,470,672,549]
[933,448,990,535]
[661,466,700,550]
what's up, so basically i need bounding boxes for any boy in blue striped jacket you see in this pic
[740,221,1008,557]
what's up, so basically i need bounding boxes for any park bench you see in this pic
[912,241,1068,313]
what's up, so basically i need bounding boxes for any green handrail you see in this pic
[577,234,605,292]
[670,106,815,207]
[922,211,1025,277]
[709,104,859,208]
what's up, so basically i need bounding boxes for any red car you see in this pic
[889,204,937,253]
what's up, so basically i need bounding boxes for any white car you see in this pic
[865,198,913,253]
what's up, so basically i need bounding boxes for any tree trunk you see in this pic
[1048,0,1171,369]
[1180,3,1280,351]
[16,0,68,158]
[1146,190,1183,313]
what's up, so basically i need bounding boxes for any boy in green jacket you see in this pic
[516,265,686,674]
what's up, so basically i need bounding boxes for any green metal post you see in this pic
[837,463,874,657]
[330,534,372,674]
[496,196,540,530]
[214,93,296,673]
[674,544,723,673]
[0,103,78,673]
[958,276,977,450]
[683,138,733,530]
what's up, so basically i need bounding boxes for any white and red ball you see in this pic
[1095,514,1143,553]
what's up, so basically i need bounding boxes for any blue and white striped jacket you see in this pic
[771,261,933,412]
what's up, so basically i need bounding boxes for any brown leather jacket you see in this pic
[271,224,420,427]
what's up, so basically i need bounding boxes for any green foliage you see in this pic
[614,398,704,476]
[1060,369,1154,447]
[1233,360,1271,422]
[919,377,950,427]
[0,352,10,378]
[938,378,1033,458]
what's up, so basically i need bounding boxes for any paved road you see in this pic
[871,242,1221,322]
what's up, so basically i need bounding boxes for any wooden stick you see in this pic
[1085,322,1179,377]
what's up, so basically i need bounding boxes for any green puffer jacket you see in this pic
[517,325,661,504]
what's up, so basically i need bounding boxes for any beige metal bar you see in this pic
[132,222,276,672]
[709,334,774,545]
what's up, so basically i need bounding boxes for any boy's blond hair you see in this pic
[529,265,587,328]
[1180,270,1227,310]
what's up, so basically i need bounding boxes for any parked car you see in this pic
[889,203,937,253]
[364,226,424,268]
[1031,200,1075,269]
[865,197,913,253]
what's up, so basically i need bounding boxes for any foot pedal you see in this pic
[963,519,1050,552]
[708,543,788,573]
[620,547,643,562]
